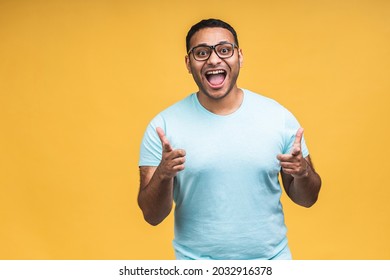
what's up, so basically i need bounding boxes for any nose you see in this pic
[207,49,222,65]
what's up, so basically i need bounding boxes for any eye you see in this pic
[217,44,233,56]
[195,47,209,58]
[220,47,230,54]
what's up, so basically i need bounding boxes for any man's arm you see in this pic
[277,128,322,207]
[280,155,321,207]
[137,127,186,226]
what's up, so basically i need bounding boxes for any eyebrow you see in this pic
[192,40,232,48]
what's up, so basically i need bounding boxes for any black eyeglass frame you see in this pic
[187,42,239,61]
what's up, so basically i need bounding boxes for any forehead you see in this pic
[189,27,235,48]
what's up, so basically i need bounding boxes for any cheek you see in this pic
[192,65,204,79]
[187,62,199,75]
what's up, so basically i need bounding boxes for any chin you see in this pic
[209,91,230,100]
[206,83,237,100]
[200,88,228,100]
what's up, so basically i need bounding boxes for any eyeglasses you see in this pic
[188,42,238,61]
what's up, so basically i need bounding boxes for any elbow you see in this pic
[299,196,318,208]
[298,187,321,208]
[138,205,164,226]
[137,197,160,226]
[300,177,322,208]
[138,199,171,226]
[137,181,174,225]
[143,213,164,226]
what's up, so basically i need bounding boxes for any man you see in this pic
[138,19,321,260]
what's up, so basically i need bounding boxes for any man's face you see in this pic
[185,27,243,100]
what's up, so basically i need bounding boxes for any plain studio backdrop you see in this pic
[1,0,389,259]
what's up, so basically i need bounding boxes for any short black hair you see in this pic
[186,18,239,52]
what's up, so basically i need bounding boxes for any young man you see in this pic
[138,19,321,260]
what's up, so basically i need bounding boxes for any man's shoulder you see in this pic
[159,94,194,116]
[243,89,284,109]
[147,93,194,126]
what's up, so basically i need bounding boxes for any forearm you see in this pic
[138,127,186,225]
[138,167,174,226]
[287,164,322,207]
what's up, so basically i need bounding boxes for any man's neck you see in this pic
[197,88,244,115]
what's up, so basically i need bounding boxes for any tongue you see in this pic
[208,74,225,85]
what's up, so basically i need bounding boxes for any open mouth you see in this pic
[205,69,227,87]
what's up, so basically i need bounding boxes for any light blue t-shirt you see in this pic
[139,89,309,260]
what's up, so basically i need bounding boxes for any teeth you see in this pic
[206,70,225,75]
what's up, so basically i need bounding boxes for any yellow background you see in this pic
[1,0,389,259]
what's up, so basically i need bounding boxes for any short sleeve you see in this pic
[282,108,309,157]
[138,115,165,167]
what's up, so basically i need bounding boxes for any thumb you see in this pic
[156,127,172,152]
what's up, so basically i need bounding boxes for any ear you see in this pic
[185,55,192,74]
[238,48,244,68]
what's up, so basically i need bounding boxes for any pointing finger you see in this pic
[294,127,304,146]
[291,128,304,156]
[156,127,172,153]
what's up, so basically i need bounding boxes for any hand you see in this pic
[156,127,186,180]
[277,128,309,178]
